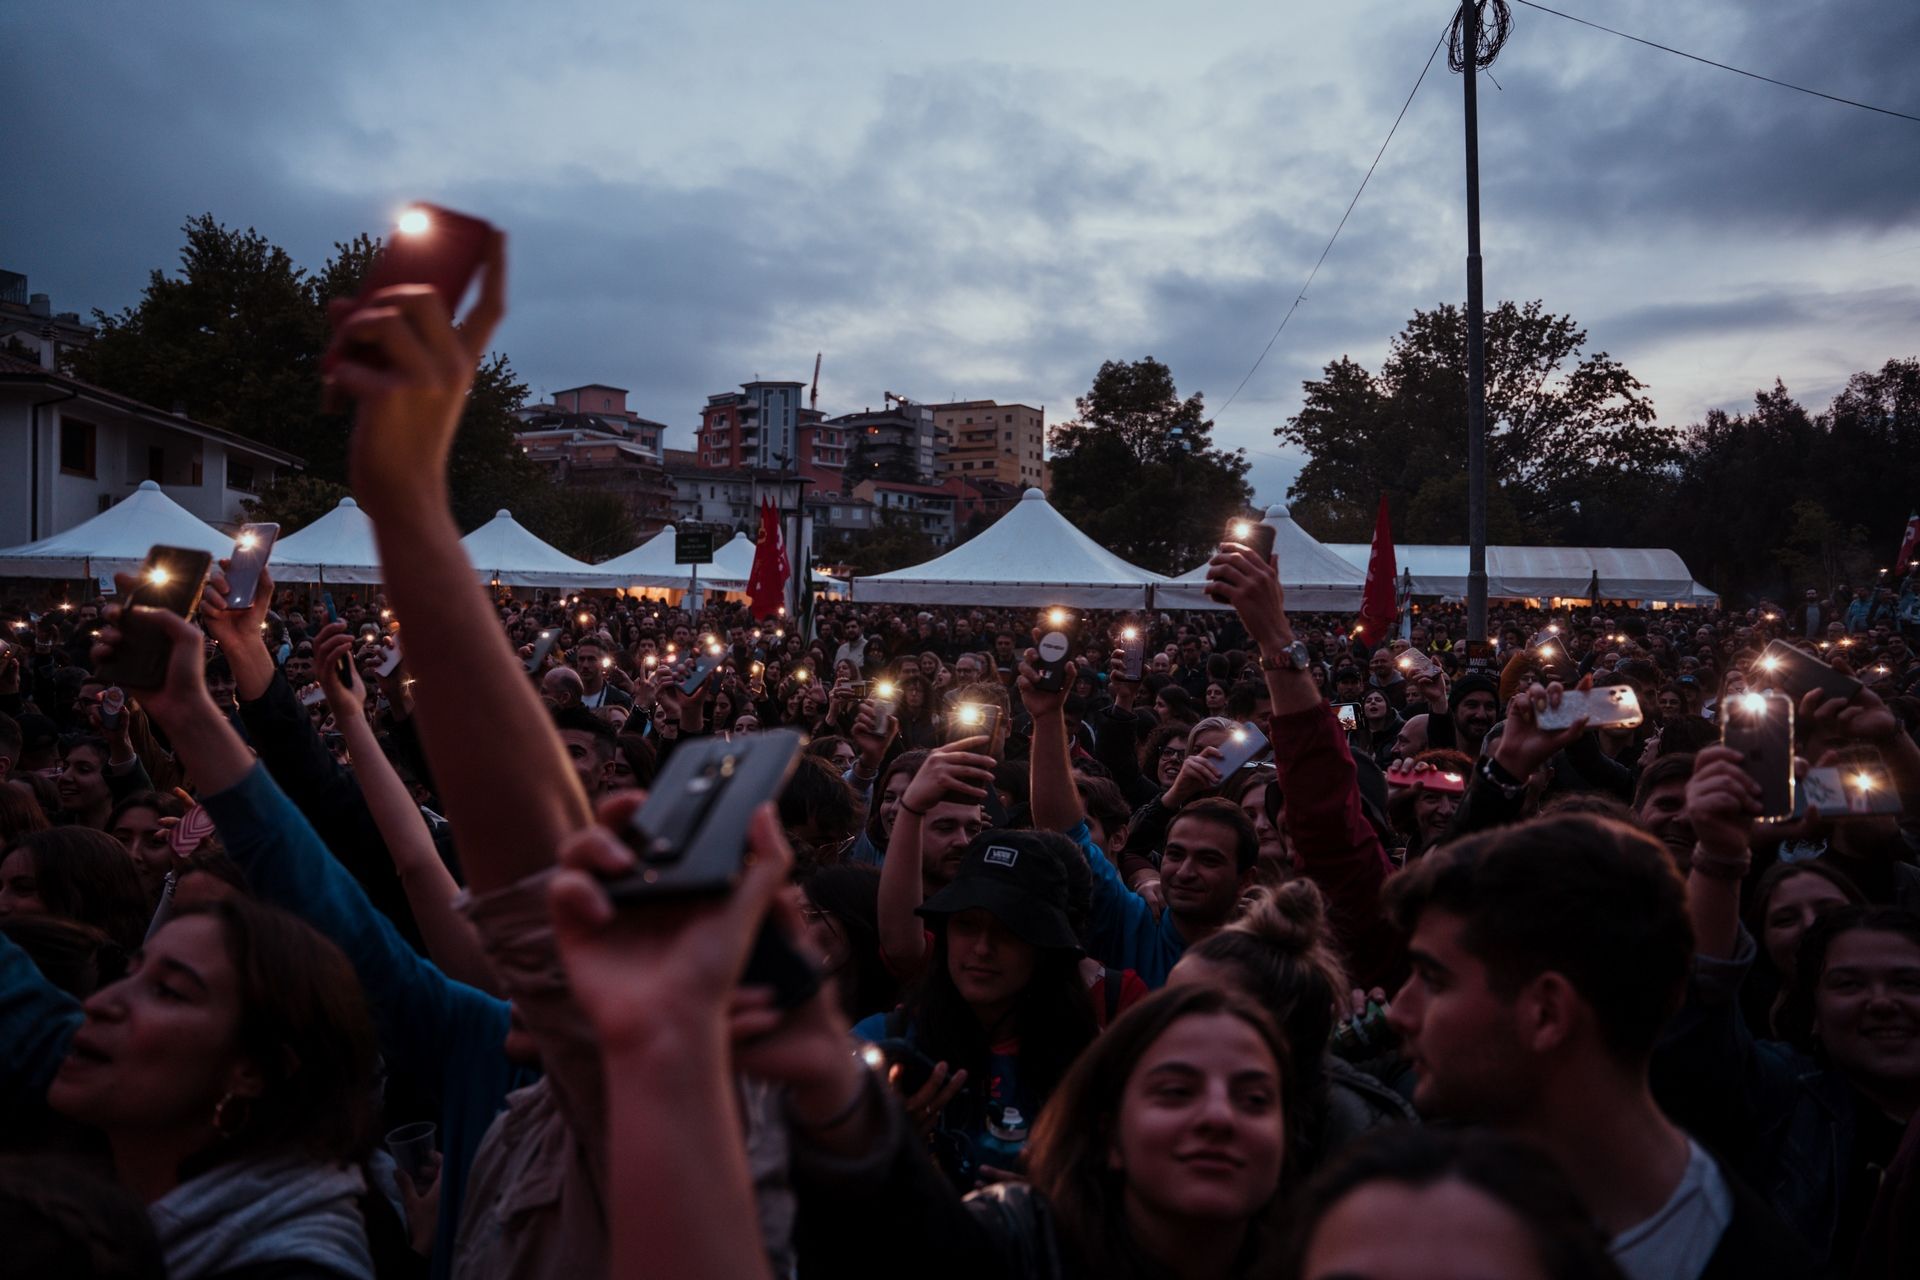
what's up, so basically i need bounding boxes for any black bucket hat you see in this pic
[918,830,1080,953]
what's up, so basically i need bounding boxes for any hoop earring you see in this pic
[212,1090,248,1137]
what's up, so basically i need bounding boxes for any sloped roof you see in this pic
[269,497,382,583]
[459,509,629,589]
[1157,505,1366,612]
[0,480,232,578]
[854,488,1165,607]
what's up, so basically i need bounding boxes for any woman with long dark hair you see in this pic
[0,827,152,954]
[800,865,899,1025]
[858,829,1100,1188]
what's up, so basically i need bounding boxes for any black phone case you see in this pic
[1761,640,1861,704]
[1035,613,1077,692]
[607,730,805,899]
[1242,523,1276,563]
[524,632,559,673]
[1723,695,1795,821]
[679,651,723,696]
[95,547,213,688]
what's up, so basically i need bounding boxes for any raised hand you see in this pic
[1491,683,1589,783]
[312,621,366,719]
[900,740,996,816]
[91,573,213,720]
[1015,650,1067,720]
[1205,544,1289,650]
[1163,746,1224,808]
[1683,745,1761,864]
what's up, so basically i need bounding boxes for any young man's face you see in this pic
[1389,909,1537,1121]
[558,730,612,796]
[1455,692,1499,743]
[1159,814,1251,928]
[920,801,987,885]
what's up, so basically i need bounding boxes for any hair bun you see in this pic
[1233,879,1329,953]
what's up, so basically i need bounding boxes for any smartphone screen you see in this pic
[1035,608,1077,692]
[222,523,279,610]
[1722,691,1794,822]
[1335,702,1359,732]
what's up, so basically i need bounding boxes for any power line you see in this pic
[1511,0,1920,124]
[1217,21,1451,416]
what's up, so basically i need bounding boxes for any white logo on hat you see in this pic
[984,845,1019,867]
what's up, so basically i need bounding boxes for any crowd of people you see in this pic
[1,241,1918,1279]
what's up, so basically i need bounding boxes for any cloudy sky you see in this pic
[7,0,1916,503]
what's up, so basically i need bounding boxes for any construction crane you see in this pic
[810,353,821,411]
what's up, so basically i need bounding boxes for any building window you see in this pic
[227,458,258,492]
[60,419,97,477]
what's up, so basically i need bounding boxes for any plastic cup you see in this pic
[384,1121,437,1183]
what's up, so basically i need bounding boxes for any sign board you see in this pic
[675,527,717,565]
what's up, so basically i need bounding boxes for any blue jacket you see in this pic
[1075,821,1188,988]
[204,764,535,1280]
[0,928,83,1123]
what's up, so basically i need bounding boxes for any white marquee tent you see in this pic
[1322,542,1711,606]
[460,509,627,590]
[1156,505,1366,612]
[853,488,1166,608]
[595,525,695,590]
[269,497,384,584]
[0,481,231,579]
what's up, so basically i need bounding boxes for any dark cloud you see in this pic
[4,0,1915,507]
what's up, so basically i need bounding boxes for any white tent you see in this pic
[1322,542,1709,605]
[1156,505,1366,612]
[0,480,231,579]
[460,509,627,590]
[596,525,694,590]
[853,488,1166,608]
[269,497,383,584]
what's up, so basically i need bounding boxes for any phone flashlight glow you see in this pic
[147,567,171,586]
[397,208,431,236]
[1047,608,1068,625]
[958,704,982,726]
[876,681,896,699]
[237,532,258,551]
[1854,772,1876,791]
[1739,692,1768,714]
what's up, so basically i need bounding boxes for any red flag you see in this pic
[747,499,790,620]
[1897,510,1920,571]
[1355,494,1398,640]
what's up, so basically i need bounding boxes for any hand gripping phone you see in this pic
[222,523,279,611]
[947,702,1005,752]
[604,729,819,1008]
[870,679,898,735]
[94,546,214,688]
[1395,648,1440,680]
[1535,685,1644,732]
[1721,691,1795,823]
[325,203,495,378]
[1034,608,1077,693]
[1223,517,1276,564]
[524,629,559,674]
[679,640,726,696]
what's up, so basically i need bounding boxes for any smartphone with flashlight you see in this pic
[860,1038,939,1095]
[222,523,279,611]
[679,643,726,696]
[1034,607,1077,692]
[372,634,404,679]
[1721,690,1795,822]
[1758,639,1862,704]
[94,546,214,688]
[1800,761,1902,818]
[1116,622,1147,681]
[1535,685,1644,732]
[870,679,898,735]
[603,729,819,1008]
[1223,517,1276,564]
[1396,648,1440,680]
[947,702,1005,752]
[328,204,494,354]
[524,629,559,674]
[1213,721,1272,774]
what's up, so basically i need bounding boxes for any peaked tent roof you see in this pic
[0,481,232,578]
[854,488,1167,607]
[459,510,628,589]
[1321,543,1707,604]
[269,497,384,584]
[595,525,690,589]
[1156,505,1366,612]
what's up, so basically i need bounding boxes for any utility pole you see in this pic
[1454,0,1506,644]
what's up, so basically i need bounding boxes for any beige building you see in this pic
[929,400,1048,492]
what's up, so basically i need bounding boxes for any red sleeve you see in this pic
[880,927,935,985]
[1267,703,1406,992]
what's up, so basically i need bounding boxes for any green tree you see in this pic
[1279,301,1676,542]
[1048,358,1251,575]
[239,474,353,534]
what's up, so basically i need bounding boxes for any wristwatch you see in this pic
[1259,639,1313,673]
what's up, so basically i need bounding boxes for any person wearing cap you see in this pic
[855,829,1100,1189]
[1418,672,1502,759]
